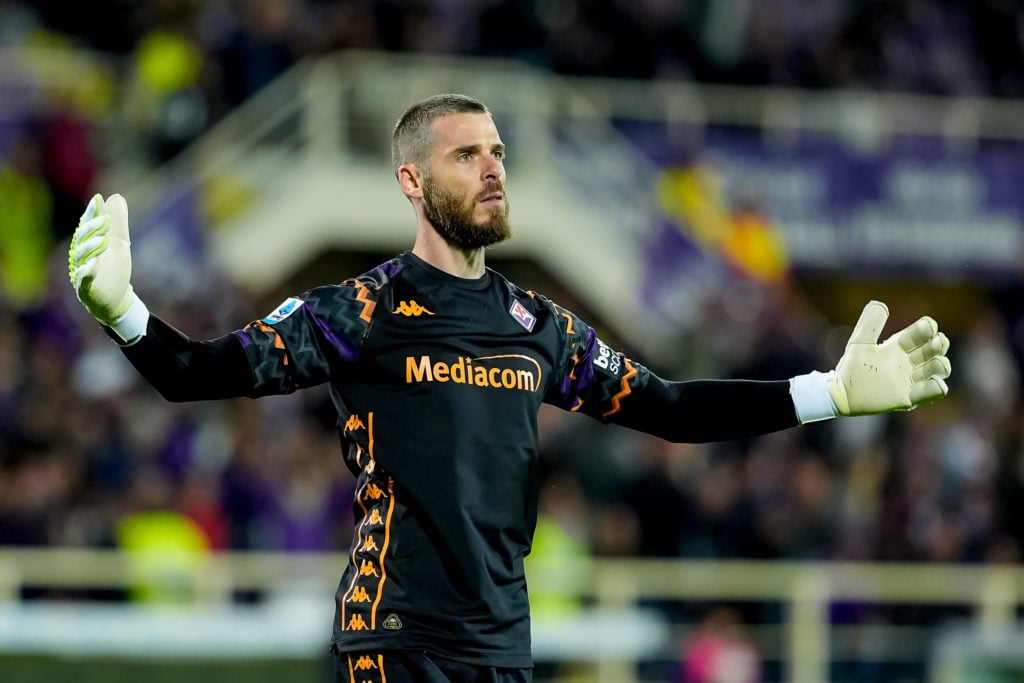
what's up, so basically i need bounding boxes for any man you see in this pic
[68,94,951,682]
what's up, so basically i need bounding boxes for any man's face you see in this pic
[421,113,511,250]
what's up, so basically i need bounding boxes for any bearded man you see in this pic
[68,94,951,683]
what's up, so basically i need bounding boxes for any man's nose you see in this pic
[482,157,503,181]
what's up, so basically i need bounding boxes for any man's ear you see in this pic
[397,164,424,200]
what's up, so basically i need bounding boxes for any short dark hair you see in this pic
[391,94,490,176]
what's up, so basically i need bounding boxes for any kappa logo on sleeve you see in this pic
[509,299,537,332]
[262,297,304,324]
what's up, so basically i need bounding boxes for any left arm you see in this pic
[606,373,798,443]
[546,300,950,444]
[545,316,801,443]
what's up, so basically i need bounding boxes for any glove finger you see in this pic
[71,215,107,257]
[104,194,130,242]
[909,377,949,406]
[908,332,950,366]
[71,257,96,289]
[847,300,889,346]
[71,199,105,256]
[895,316,939,353]
[79,193,103,224]
[72,231,108,264]
[76,214,106,237]
[911,355,951,383]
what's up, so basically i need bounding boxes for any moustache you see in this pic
[476,181,506,202]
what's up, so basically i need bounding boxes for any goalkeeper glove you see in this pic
[68,193,149,344]
[791,300,951,422]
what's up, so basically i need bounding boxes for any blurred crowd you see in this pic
[11,0,1024,97]
[4,0,1024,166]
[2,0,1024,558]
[2,4,1024,680]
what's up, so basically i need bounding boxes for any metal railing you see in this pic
[0,547,1021,682]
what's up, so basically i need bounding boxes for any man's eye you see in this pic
[458,152,471,161]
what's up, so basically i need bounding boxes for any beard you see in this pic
[422,176,512,250]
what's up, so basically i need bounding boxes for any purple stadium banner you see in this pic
[649,134,1024,281]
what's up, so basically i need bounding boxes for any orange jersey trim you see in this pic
[559,310,574,334]
[345,653,387,683]
[601,357,637,419]
[370,475,396,630]
[353,281,377,323]
[340,412,395,633]
[251,321,290,366]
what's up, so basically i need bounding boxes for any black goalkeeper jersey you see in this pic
[119,250,799,666]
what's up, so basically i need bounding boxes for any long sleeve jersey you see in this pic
[119,251,799,666]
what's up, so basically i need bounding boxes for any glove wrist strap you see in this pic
[106,294,149,346]
[790,370,839,424]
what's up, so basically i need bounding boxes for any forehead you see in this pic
[430,113,501,151]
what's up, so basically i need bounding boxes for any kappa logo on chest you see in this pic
[393,300,434,317]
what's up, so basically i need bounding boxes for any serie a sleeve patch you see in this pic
[262,297,305,324]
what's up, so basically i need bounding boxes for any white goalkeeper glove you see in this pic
[68,193,149,344]
[791,300,951,422]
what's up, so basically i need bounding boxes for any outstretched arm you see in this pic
[608,377,799,443]
[69,194,257,401]
[119,317,257,402]
[560,300,951,443]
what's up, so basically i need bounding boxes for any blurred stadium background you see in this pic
[3,1,1024,682]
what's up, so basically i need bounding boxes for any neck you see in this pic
[411,222,487,279]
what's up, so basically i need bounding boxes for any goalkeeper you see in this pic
[69,94,950,683]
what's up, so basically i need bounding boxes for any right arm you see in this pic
[68,193,337,403]
[118,315,258,402]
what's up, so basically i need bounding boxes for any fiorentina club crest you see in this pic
[509,299,536,332]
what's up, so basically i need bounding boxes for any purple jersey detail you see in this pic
[313,314,361,362]
[559,327,598,403]
[233,330,253,349]
[379,259,406,280]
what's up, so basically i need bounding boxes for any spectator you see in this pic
[0,136,54,309]
[681,606,762,683]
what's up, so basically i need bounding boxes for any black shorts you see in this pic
[333,650,532,683]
